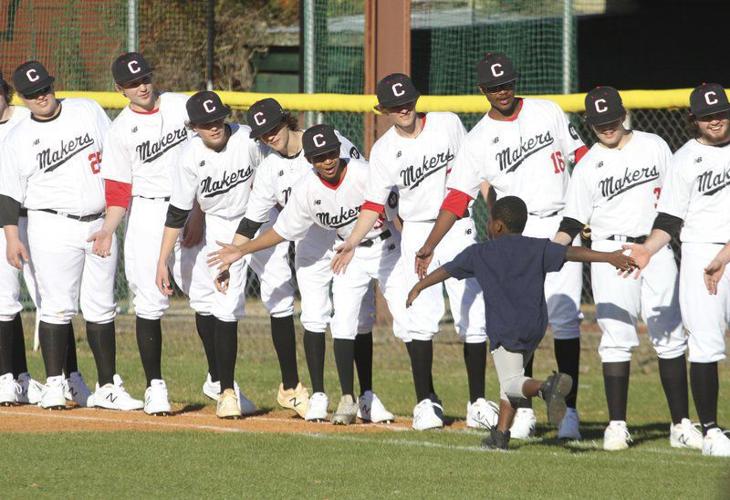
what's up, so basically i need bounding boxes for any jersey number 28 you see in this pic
[88,152,102,174]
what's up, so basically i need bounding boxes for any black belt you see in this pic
[607,235,647,244]
[37,209,104,222]
[19,208,28,217]
[135,195,171,201]
[529,209,561,218]
[340,229,392,248]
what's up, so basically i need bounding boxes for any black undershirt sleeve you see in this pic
[557,217,584,240]
[0,195,21,227]
[652,212,683,239]
[165,204,191,229]
[236,217,264,239]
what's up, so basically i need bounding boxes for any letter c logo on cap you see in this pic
[254,112,266,126]
[313,133,326,148]
[392,83,405,97]
[705,91,718,106]
[203,99,216,113]
[127,61,141,74]
[490,63,503,77]
[595,98,607,113]
[26,69,39,82]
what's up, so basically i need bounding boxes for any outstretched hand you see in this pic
[415,244,434,280]
[607,249,637,273]
[331,241,355,275]
[207,241,245,270]
[620,243,650,279]
[704,259,726,295]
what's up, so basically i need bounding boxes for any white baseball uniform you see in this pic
[102,92,207,319]
[171,123,268,321]
[0,106,42,322]
[562,130,685,362]
[447,99,585,338]
[274,159,401,340]
[244,131,375,332]
[365,112,486,343]
[657,138,730,363]
[0,98,116,324]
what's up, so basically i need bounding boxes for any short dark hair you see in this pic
[491,196,527,233]
[1,80,14,103]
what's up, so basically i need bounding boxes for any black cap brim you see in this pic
[478,74,518,89]
[190,105,231,125]
[115,69,153,86]
[585,109,625,126]
[377,92,420,109]
[305,144,340,159]
[692,102,730,118]
[20,75,55,96]
[249,118,285,139]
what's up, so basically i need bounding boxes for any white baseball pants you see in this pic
[0,217,41,321]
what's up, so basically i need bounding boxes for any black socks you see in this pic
[303,330,325,393]
[136,317,162,386]
[658,354,689,425]
[354,332,373,395]
[215,319,238,391]
[64,322,78,375]
[195,313,217,381]
[270,315,299,390]
[463,341,487,403]
[333,338,355,397]
[0,316,15,376]
[603,361,630,421]
[86,321,116,386]
[10,314,26,376]
[690,361,719,435]
[39,321,70,377]
[409,339,434,403]
[554,338,580,408]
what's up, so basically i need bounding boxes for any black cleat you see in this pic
[481,428,510,450]
[540,372,573,426]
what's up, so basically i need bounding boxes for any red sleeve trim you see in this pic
[440,189,472,219]
[573,145,589,165]
[361,201,385,214]
[105,179,132,209]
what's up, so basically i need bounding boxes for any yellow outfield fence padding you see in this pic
[13,88,716,113]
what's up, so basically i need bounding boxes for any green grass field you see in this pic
[1,303,729,499]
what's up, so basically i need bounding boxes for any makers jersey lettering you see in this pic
[136,127,187,163]
[316,205,360,228]
[400,148,455,189]
[37,133,95,172]
[697,167,730,196]
[200,165,254,198]
[598,165,660,200]
[496,131,554,173]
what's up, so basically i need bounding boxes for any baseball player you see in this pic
[208,124,395,426]
[331,74,498,431]
[0,60,141,411]
[237,98,384,422]
[625,83,730,457]
[413,53,588,439]
[555,86,701,451]
[156,91,260,418]
[99,52,208,415]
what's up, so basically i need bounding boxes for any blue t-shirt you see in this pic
[443,234,567,353]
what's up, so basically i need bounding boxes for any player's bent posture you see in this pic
[555,87,701,451]
[156,92,259,419]
[415,53,588,439]
[99,53,207,415]
[237,98,381,422]
[0,61,141,410]
[626,84,730,457]
[409,196,635,450]
[331,73,497,431]
[209,124,395,425]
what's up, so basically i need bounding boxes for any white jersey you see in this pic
[102,92,190,198]
[447,98,584,216]
[563,130,670,241]
[0,98,109,215]
[0,106,30,141]
[170,124,268,219]
[364,112,464,222]
[275,159,395,242]
[658,138,730,244]
[245,130,362,223]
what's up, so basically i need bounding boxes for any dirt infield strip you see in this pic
[0,405,450,435]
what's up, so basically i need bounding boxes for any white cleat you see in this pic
[237,390,257,416]
[216,388,241,419]
[357,391,395,423]
[510,408,536,440]
[64,372,92,407]
[16,372,44,405]
[702,428,730,457]
[144,379,172,416]
[0,372,17,405]
[40,375,67,410]
[670,418,703,450]
[466,398,499,430]
[557,408,582,440]
[603,420,632,451]
[412,398,443,431]
[202,373,219,401]
[90,374,143,411]
[305,392,329,422]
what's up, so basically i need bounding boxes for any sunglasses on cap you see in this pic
[22,86,52,100]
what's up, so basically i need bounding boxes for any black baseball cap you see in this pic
[112,52,153,85]
[584,86,626,126]
[186,91,231,125]
[476,52,518,88]
[302,124,341,158]
[375,73,420,109]
[12,61,55,96]
[690,83,730,118]
[247,98,286,138]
